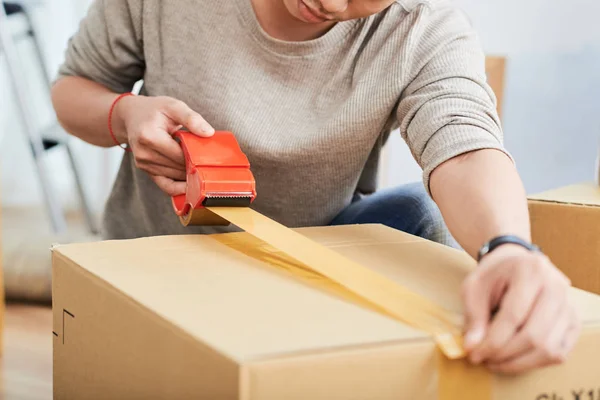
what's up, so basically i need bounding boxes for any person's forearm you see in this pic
[429,149,530,258]
[51,76,126,147]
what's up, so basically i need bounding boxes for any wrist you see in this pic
[485,243,531,257]
[109,93,136,145]
[477,235,540,262]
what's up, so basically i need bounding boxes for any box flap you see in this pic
[529,182,600,207]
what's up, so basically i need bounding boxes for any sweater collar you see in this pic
[234,0,360,57]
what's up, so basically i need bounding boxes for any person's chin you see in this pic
[287,0,329,24]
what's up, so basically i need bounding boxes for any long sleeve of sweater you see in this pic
[395,1,511,192]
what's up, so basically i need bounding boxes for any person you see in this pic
[51,0,580,376]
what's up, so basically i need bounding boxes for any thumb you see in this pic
[461,272,493,351]
[165,100,215,137]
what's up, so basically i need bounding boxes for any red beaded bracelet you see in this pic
[108,92,134,152]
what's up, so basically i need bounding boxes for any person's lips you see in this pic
[297,0,332,23]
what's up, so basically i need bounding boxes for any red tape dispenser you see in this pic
[171,130,257,226]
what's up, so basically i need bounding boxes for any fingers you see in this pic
[462,246,580,375]
[469,264,543,364]
[486,303,575,375]
[150,175,187,196]
[131,126,187,182]
[487,348,552,375]
[148,149,186,172]
[488,284,566,363]
[561,310,582,356]
[466,250,576,375]
[135,127,186,166]
[134,145,186,181]
[542,303,574,358]
[122,96,214,196]
[135,146,185,173]
[491,300,570,366]
[139,163,186,182]
[164,99,214,137]
[461,270,494,352]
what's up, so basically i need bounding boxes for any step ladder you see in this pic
[0,1,98,234]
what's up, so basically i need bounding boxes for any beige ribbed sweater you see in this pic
[58,0,506,240]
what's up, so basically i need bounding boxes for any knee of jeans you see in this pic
[419,205,457,247]
[390,185,457,247]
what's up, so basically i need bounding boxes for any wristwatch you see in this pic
[477,235,540,262]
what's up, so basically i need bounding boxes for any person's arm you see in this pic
[52,76,128,148]
[430,149,580,375]
[396,4,580,375]
[430,149,529,258]
[51,0,213,195]
[51,0,144,147]
[52,77,214,195]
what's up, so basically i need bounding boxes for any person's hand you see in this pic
[461,244,581,375]
[114,95,215,195]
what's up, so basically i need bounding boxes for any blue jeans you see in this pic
[330,182,458,247]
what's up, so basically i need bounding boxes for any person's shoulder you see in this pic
[391,0,459,14]
[382,0,471,28]
[381,0,473,36]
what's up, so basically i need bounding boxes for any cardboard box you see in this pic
[529,182,600,295]
[52,224,600,399]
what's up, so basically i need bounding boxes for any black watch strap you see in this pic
[477,235,540,262]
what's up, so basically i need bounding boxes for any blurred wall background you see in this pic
[2,0,599,222]
[387,0,600,192]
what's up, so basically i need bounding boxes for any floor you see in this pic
[0,206,95,399]
[1,303,52,400]
[2,206,98,303]
[0,206,84,398]
[0,202,101,399]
